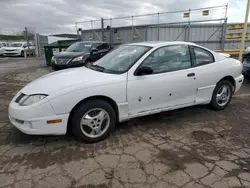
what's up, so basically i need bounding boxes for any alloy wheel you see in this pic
[80,108,110,138]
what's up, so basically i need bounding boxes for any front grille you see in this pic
[5,49,15,51]
[55,58,70,65]
[15,93,25,103]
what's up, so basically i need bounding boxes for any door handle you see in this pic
[187,73,195,77]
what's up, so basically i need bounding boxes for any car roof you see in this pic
[127,41,197,47]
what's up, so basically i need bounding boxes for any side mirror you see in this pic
[23,46,27,48]
[136,66,153,76]
[91,48,98,54]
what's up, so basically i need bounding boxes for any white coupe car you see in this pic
[8,41,243,142]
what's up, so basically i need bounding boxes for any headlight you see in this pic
[72,56,84,62]
[19,94,48,106]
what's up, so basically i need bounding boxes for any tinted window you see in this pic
[66,42,92,52]
[2,43,6,47]
[141,45,191,74]
[96,44,103,50]
[102,43,109,50]
[193,47,214,66]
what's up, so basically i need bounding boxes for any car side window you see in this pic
[192,47,214,66]
[140,45,192,74]
[102,43,110,50]
[96,44,103,51]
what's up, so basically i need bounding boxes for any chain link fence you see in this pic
[76,5,229,50]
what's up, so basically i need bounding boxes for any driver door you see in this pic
[127,45,197,116]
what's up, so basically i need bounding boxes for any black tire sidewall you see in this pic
[210,80,233,110]
[85,60,91,67]
[21,51,24,57]
[52,65,58,71]
[71,99,116,142]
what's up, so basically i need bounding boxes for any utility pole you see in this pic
[239,0,250,62]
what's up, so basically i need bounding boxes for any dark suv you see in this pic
[51,41,111,70]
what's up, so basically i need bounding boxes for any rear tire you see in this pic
[71,99,116,142]
[210,80,233,110]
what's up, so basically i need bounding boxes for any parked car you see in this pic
[51,41,111,70]
[4,42,35,57]
[242,47,250,80]
[0,42,9,56]
[8,41,243,142]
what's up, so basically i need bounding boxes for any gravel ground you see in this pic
[1,57,250,188]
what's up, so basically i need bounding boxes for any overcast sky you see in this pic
[0,0,248,35]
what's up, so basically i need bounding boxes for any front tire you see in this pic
[71,99,116,142]
[210,80,233,110]
[85,60,92,67]
[21,51,24,57]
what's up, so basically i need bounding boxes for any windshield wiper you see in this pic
[89,64,105,72]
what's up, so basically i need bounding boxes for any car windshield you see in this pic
[11,43,23,47]
[90,45,151,74]
[66,42,92,52]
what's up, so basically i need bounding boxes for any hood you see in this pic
[54,51,89,59]
[20,67,125,96]
[4,47,23,50]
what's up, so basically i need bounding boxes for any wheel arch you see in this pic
[217,75,236,92]
[67,95,119,134]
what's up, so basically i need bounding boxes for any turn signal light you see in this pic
[47,119,62,124]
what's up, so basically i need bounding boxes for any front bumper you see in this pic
[8,98,69,135]
[52,60,86,70]
[4,51,21,56]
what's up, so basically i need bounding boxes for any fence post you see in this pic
[220,19,227,51]
[110,18,112,45]
[75,22,78,38]
[35,33,39,57]
[184,25,188,41]
[132,16,134,41]
[101,18,104,41]
[157,13,160,41]
[25,27,30,56]
[91,20,94,41]
[188,9,191,41]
